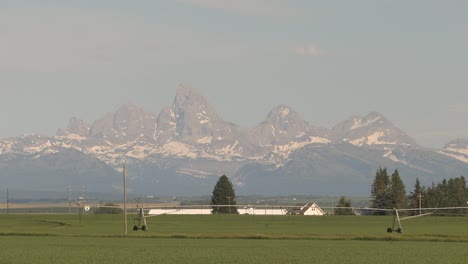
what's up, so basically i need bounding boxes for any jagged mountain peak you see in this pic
[333,111,387,132]
[175,84,202,100]
[444,138,468,148]
[172,84,219,122]
[2,85,468,196]
[250,105,312,146]
[441,138,468,163]
[116,102,144,112]
[57,117,89,137]
[161,84,224,141]
[333,111,417,148]
[114,103,151,123]
[88,103,156,142]
[152,85,252,159]
[265,105,301,123]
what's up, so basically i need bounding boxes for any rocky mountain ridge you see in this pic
[0,85,466,195]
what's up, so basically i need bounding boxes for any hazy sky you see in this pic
[0,0,466,148]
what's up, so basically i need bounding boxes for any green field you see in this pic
[0,214,467,263]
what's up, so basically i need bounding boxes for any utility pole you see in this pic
[123,165,127,236]
[6,188,9,214]
[227,196,231,214]
[331,196,335,215]
[68,185,72,214]
[418,193,423,215]
[77,185,85,225]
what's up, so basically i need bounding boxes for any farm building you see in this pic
[148,208,211,215]
[147,203,324,216]
[284,203,325,216]
[302,203,325,215]
[240,206,288,215]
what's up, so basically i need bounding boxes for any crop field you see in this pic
[0,214,467,263]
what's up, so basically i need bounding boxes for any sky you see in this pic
[0,0,466,148]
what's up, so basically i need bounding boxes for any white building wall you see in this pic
[148,208,212,215]
[240,208,287,215]
[148,203,324,216]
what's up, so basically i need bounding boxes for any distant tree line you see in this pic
[370,167,467,215]
[94,203,123,214]
[413,177,467,215]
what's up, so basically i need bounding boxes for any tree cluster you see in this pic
[371,167,467,215]
[334,196,353,215]
[410,176,467,215]
[370,167,407,214]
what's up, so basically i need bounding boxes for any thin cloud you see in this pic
[294,46,327,57]
[0,7,260,74]
[176,0,297,17]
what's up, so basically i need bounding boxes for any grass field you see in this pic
[0,214,467,263]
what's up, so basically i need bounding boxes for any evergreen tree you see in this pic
[424,182,438,208]
[447,176,467,214]
[334,196,353,215]
[419,176,467,215]
[437,179,450,207]
[390,169,407,209]
[448,177,466,206]
[371,167,391,213]
[408,178,425,215]
[210,175,239,214]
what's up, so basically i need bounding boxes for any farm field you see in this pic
[0,214,467,263]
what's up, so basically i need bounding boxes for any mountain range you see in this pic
[1,85,467,196]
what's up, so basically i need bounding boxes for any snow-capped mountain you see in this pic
[154,85,256,160]
[332,112,417,148]
[250,105,329,146]
[57,117,89,137]
[88,103,157,143]
[249,105,331,164]
[0,85,466,195]
[440,138,468,163]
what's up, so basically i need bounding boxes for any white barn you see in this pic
[148,208,211,215]
[147,203,324,216]
[241,206,288,215]
[302,203,325,216]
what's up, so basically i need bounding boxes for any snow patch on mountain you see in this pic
[295,131,306,138]
[215,141,242,157]
[310,137,331,144]
[62,133,87,141]
[0,140,13,154]
[383,149,408,165]
[348,131,397,146]
[176,168,216,178]
[197,111,211,124]
[197,136,212,144]
[21,140,52,154]
[350,115,382,130]
[42,148,59,155]
[161,141,198,159]
[125,145,157,160]
[439,151,468,163]
[272,141,309,160]
[439,139,468,163]
[269,136,331,164]
[444,147,468,156]
[438,147,468,163]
